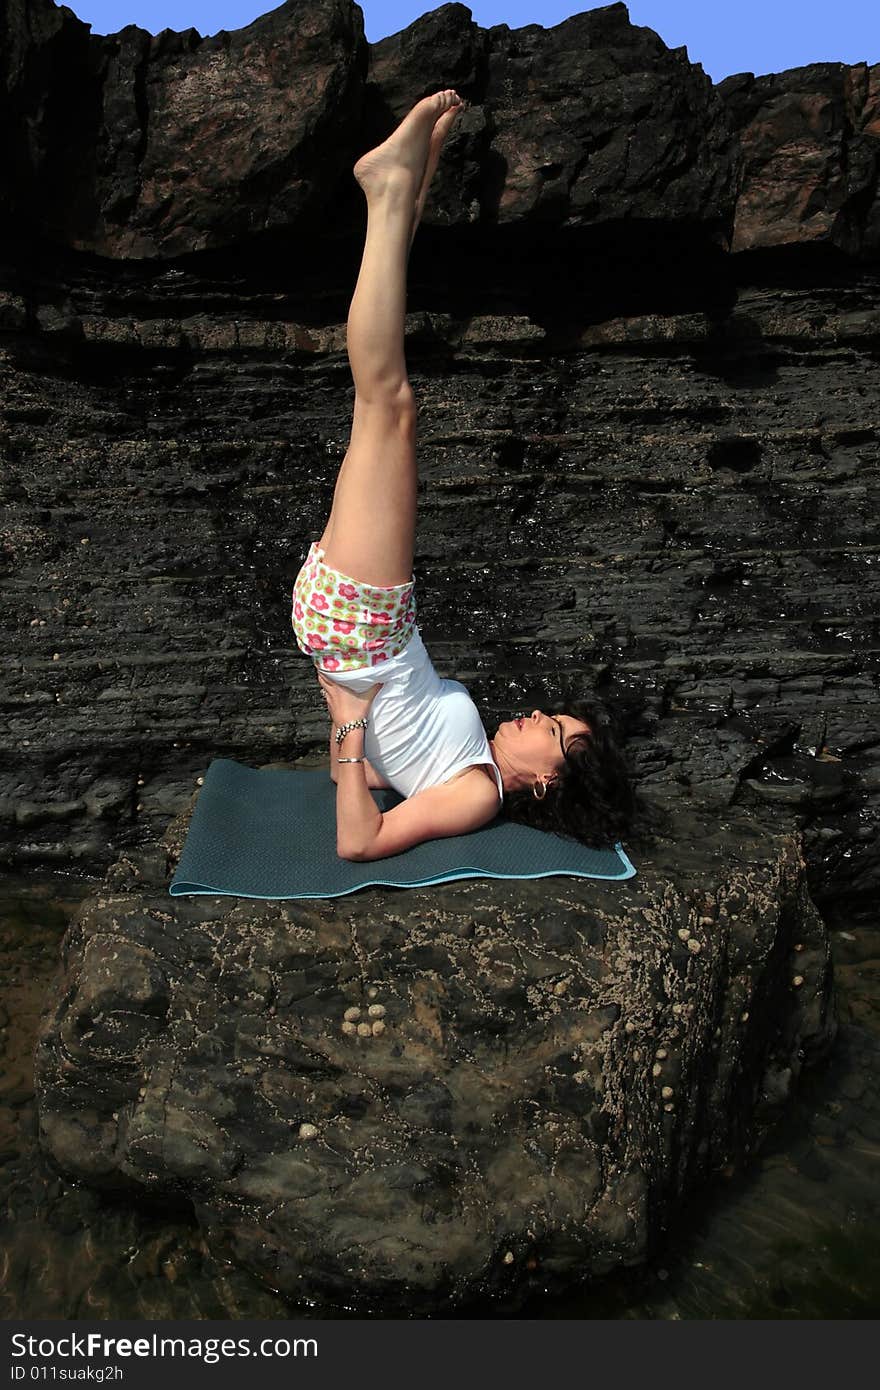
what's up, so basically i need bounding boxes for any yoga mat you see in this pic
[169,759,637,900]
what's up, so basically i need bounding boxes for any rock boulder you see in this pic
[34,791,835,1310]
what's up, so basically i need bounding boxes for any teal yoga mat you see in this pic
[168,759,636,900]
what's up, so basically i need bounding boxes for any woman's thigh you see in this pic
[319,391,417,586]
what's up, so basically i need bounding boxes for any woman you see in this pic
[292,90,634,861]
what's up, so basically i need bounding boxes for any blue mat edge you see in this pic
[170,854,637,899]
[167,759,638,899]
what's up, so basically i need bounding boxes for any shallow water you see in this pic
[1,873,877,1320]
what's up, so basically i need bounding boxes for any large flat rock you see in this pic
[34,796,835,1310]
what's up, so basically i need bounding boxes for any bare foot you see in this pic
[353,90,463,204]
[410,101,465,247]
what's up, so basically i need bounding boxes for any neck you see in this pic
[488,738,517,793]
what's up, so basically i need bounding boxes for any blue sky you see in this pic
[67,2,877,83]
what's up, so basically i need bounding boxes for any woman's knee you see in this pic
[356,380,417,419]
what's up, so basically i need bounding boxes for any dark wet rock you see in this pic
[33,803,835,1311]
[2,269,880,909]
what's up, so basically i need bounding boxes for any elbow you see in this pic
[337,841,366,862]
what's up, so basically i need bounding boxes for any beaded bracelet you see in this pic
[335,717,368,747]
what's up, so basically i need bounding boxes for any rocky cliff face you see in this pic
[2,1,877,915]
[2,2,878,258]
[2,0,879,866]
[5,0,874,1312]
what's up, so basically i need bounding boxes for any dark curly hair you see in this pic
[501,696,636,850]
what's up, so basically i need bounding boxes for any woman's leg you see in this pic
[318,90,463,587]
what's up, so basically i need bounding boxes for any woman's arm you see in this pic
[333,723,384,856]
[338,771,499,861]
[333,726,500,859]
[318,671,497,860]
[318,672,387,852]
[329,721,392,788]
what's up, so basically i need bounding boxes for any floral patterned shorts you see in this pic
[291,541,417,673]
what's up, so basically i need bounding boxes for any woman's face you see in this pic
[492,709,591,785]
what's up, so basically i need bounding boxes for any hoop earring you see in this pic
[532,780,548,801]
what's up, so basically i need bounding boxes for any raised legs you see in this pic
[318,91,463,587]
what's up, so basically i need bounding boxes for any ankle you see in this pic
[362,168,420,210]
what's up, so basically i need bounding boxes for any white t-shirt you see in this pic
[321,629,504,802]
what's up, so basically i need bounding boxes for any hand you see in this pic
[317,670,383,728]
